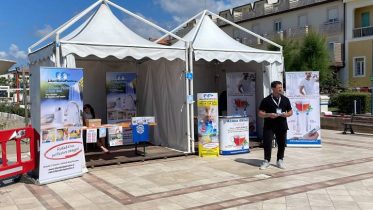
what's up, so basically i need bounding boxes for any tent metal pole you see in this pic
[106,1,185,42]
[191,10,207,44]
[56,34,61,67]
[60,40,185,50]
[29,0,103,53]
[185,42,191,153]
[207,11,283,51]
[154,11,203,43]
[189,46,195,153]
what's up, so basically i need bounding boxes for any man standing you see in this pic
[258,81,293,169]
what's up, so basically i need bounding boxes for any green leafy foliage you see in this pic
[0,103,28,117]
[299,31,331,84]
[269,31,342,95]
[268,38,301,72]
[334,92,371,114]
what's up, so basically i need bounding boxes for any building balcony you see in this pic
[264,1,289,15]
[353,26,373,38]
[289,0,326,10]
[232,0,330,22]
[234,26,310,49]
[284,25,310,38]
[319,20,344,35]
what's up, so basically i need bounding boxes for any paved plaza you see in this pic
[1,129,373,209]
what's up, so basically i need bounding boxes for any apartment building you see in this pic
[345,0,373,90]
[219,0,345,81]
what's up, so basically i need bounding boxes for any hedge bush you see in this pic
[0,103,28,117]
[335,92,372,114]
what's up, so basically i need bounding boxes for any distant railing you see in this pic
[284,25,310,38]
[320,20,344,35]
[233,0,329,22]
[353,26,373,38]
[289,0,326,9]
[235,26,310,48]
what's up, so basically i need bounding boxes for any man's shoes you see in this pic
[259,160,270,170]
[277,159,286,169]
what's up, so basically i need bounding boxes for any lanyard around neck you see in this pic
[271,95,281,107]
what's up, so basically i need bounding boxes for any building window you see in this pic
[328,42,334,52]
[327,7,338,23]
[274,20,282,32]
[353,57,365,77]
[298,14,308,28]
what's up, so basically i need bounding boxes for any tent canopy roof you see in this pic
[0,59,16,75]
[29,1,186,64]
[172,11,282,64]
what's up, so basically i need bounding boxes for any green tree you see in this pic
[267,38,301,72]
[269,31,342,94]
[299,31,330,83]
[0,77,8,86]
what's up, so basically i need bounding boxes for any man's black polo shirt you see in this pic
[259,94,292,131]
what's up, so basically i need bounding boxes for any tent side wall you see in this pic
[138,59,188,151]
[76,58,189,152]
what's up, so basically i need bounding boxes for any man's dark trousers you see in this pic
[263,128,287,162]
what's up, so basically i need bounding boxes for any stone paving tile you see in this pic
[262,203,287,210]
[0,206,19,210]
[4,130,373,209]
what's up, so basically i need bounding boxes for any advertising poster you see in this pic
[197,93,219,157]
[219,117,250,155]
[226,72,257,137]
[106,72,137,123]
[39,67,85,184]
[86,129,97,143]
[106,72,136,145]
[108,125,124,146]
[285,71,321,147]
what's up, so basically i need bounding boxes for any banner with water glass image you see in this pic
[226,72,257,137]
[285,71,321,147]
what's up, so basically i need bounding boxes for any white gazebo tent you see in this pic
[28,0,194,152]
[157,11,284,151]
[0,59,16,75]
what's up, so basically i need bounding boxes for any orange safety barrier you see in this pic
[0,126,38,180]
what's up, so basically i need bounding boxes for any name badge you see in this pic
[276,108,282,115]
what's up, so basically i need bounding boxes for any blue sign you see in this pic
[186,72,193,80]
[132,124,149,143]
[187,95,194,104]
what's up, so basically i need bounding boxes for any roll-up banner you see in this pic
[285,71,321,147]
[197,93,219,157]
[226,72,257,137]
[39,67,85,184]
